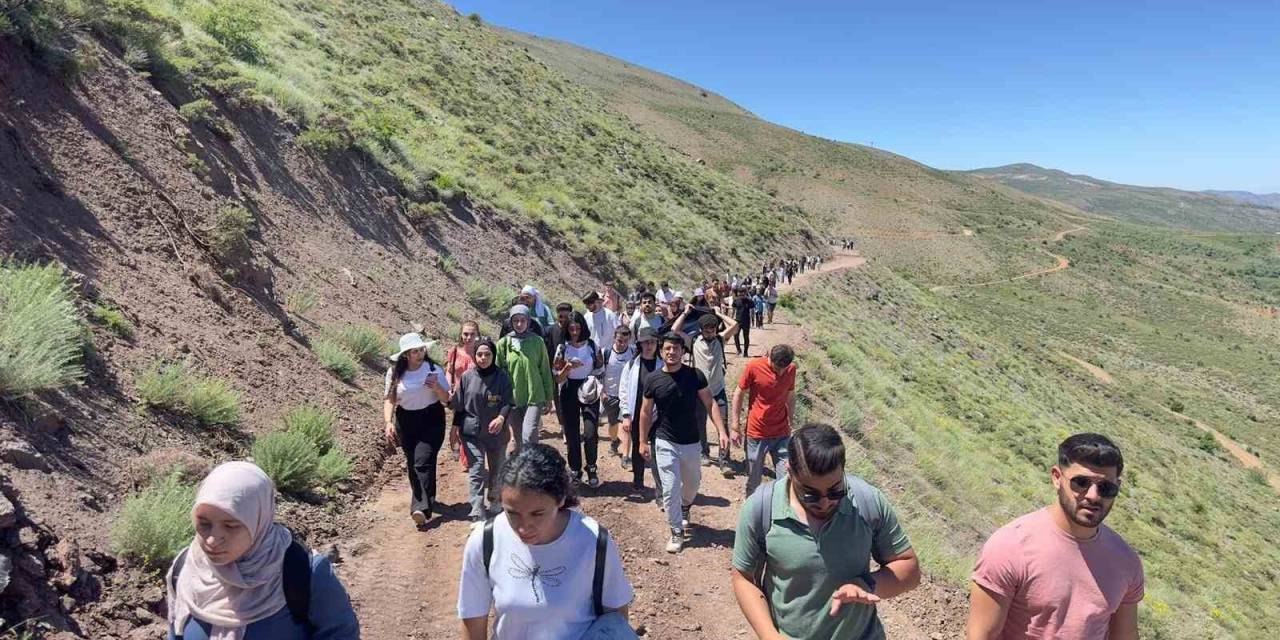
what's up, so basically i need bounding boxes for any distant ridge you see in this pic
[1204,190,1280,209]
[966,163,1280,233]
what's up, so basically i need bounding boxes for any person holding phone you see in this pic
[384,332,451,526]
[554,312,604,488]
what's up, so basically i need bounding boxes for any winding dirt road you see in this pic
[340,253,967,640]
[930,225,1086,293]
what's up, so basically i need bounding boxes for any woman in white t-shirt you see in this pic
[458,445,634,640]
[382,332,451,526]
[553,312,603,488]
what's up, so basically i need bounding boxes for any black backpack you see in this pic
[482,517,612,617]
[170,537,313,637]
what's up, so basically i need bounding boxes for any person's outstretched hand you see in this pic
[829,583,880,616]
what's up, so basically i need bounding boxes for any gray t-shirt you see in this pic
[691,336,726,396]
[451,367,513,442]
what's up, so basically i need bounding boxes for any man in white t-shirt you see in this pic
[583,290,620,359]
[599,325,636,463]
[655,281,675,304]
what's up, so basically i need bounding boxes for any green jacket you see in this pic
[495,333,556,406]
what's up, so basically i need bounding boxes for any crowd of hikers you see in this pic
[164,250,1145,640]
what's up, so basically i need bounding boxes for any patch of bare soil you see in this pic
[343,253,967,639]
[1163,408,1280,494]
[1058,353,1114,385]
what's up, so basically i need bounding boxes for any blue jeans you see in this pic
[745,435,789,496]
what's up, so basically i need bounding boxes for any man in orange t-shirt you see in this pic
[731,344,797,496]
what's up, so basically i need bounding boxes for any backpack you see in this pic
[483,517,613,617]
[746,474,882,592]
[170,537,313,637]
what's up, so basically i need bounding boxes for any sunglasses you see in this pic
[1068,476,1121,498]
[797,482,847,505]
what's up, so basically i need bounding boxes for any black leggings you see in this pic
[396,403,445,514]
[734,321,752,357]
[559,378,599,475]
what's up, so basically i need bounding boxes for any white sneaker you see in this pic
[411,510,427,526]
[665,532,683,554]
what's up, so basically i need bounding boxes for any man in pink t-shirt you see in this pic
[967,433,1144,640]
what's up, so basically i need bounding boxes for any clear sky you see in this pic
[449,1,1280,193]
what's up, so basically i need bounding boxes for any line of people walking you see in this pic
[161,262,1145,640]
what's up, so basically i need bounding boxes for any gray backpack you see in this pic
[746,474,883,591]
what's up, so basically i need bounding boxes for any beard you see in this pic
[1057,485,1113,529]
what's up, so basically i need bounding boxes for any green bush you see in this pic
[187,377,241,426]
[0,260,84,399]
[314,338,358,382]
[90,303,134,339]
[465,279,513,323]
[326,324,388,365]
[252,430,319,494]
[179,98,216,124]
[137,362,241,426]
[196,0,265,63]
[1167,398,1186,413]
[209,206,254,262]
[283,405,336,453]
[110,473,196,570]
[316,446,353,487]
[297,128,348,154]
[285,289,318,316]
[406,201,448,226]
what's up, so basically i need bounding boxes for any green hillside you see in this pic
[968,164,1280,233]
[4,0,820,279]
[509,28,1280,640]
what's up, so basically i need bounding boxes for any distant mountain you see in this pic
[1203,190,1280,209]
[966,164,1280,233]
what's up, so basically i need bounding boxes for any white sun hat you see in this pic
[389,332,435,362]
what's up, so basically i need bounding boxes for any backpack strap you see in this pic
[483,516,496,575]
[170,548,189,639]
[171,539,312,634]
[845,474,882,593]
[747,480,774,588]
[592,525,610,617]
[282,539,313,629]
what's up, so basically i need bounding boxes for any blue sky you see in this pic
[449,1,1279,193]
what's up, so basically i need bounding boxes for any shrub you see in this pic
[197,0,265,63]
[1167,398,1186,413]
[314,338,358,382]
[111,473,196,570]
[252,430,319,494]
[285,289,318,315]
[465,279,513,323]
[179,98,217,125]
[283,405,336,453]
[0,260,84,399]
[187,377,241,426]
[326,324,388,365]
[437,254,459,275]
[89,303,134,339]
[209,206,254,262]
[297,127,348,154]
[137,362,241,426]
[316,446,353,487]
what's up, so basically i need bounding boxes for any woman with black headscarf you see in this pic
[450,339,514,522]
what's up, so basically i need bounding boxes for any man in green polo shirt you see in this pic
[730,423,921,639]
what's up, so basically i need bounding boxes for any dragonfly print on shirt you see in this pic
[507,555,566,604]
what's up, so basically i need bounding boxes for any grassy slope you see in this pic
[509,30,1280,640]
[80,0,819,279]
[968,164,1280,233]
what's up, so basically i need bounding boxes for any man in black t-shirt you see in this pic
[640,333,730,553]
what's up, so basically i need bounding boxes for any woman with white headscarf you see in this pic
[166,461,359,639]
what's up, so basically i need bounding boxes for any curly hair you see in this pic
[499,444,580,509]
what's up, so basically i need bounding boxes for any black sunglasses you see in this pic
[1068,476,1121,498]
[797,482,847,505]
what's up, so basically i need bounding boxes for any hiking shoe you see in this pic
[587,469,601,489]
[610,440,621,456]
[665,532,684,554]
[411,510,427,526]
[621,456,632,471]
[572,472,582,486]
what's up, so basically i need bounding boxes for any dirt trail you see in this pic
[1163,408,1280,494]
[1058,353,1114,385]
[340,251,958,640]
[931,225,1086,293]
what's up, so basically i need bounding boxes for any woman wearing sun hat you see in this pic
[384,332,451,525]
